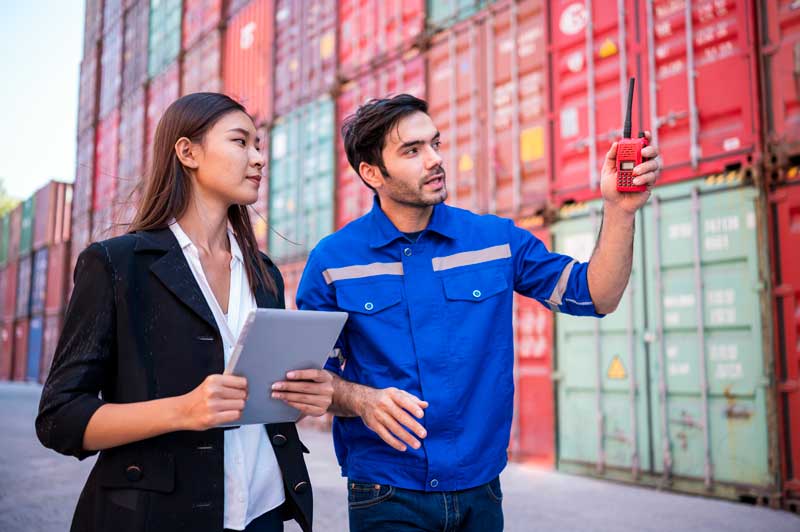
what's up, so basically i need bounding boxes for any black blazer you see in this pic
[36,228,312,532]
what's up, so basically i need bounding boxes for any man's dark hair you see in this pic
[341,94,428,189]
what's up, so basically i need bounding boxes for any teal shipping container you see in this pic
[0,216,8,266]
[19,197,35,257]
[148,0,182,78]
[269,98,335,263]
[427,0,492,30]
[553,176,779,503]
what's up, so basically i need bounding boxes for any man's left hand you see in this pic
[600,131,661,214]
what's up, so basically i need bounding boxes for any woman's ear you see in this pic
[174,137,199,170]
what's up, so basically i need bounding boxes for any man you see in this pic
[274,94,661,531]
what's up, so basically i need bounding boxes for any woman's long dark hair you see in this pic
[129,92,276,296]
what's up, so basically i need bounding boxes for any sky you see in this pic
[0,1,84,200]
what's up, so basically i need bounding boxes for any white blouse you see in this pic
[169,221,285,530]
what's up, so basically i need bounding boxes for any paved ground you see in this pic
[2,382,798,531]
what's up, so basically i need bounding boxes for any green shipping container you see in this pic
[19,196,35,257]
[553,177,778,502]
[0,216,8,266]
[427,0,491,30]
[148,0,182,78]
[269,98,335,263]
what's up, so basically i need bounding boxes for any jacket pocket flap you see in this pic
[98,449,175,493]
[336,282,402,314]
[442,269,508,302]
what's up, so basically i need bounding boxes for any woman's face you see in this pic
[191,110,265,207]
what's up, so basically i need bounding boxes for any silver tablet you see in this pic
[222,308,348,426]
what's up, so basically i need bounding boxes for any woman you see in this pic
[36,92,332,532]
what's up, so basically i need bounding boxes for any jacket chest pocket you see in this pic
[441,268,508,303]
[335,280,403,316]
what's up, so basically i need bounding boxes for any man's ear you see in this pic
[359,162,384,190]
[174,137,199,170]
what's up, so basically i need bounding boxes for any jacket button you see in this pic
[125,465,143,482]
[293,481,309,494]
[272,434,288,447]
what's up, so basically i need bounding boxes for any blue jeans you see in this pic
[348,477,504,532]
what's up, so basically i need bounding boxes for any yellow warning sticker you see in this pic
[520,126,544,162]
[598,39,618,59]
[459,154,474,173]
[320,32,335,59]
[607,355,627,380]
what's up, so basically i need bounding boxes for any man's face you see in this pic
[376,111,447,208]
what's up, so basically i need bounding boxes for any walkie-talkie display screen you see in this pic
[620,161,634,170]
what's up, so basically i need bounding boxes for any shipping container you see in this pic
[182,29,222,94]
[92,205,116,243]
[146,61,181,171]
[40,313,63,384]
[122,0,149,99]
[769,179,800,510]
[338,0,425,80]
[78,47,100,133]
[510,217,555,466]
[251,124,270,251]
[12,319,29,382]
[274,0,338,117]
[104,0,124,32]
[94,109,120,212]
[223,0,275,126]
[2,261,18,324]
[0,321,13,381]
[45,243,70,315]
[8,206,21,263]
[0,216,8,266]
[19,197,35,257]
[83,0,103,54]
[226,0,253,18]
[30,249,48,316]
[75,127,97,214]
[118,87,147,231]
[759,0,800,171]
[427,0,492,30]
[33,182,72,250]
[69,212,93,298]
[183,0,222,50]
[277,260,306,310]
[335,53,426,228]
[554,176,779,502]
[15,256,32,320]
[99,17,123,119]
[26,316,43,382]
[269,98,335,262]
[148,0,182,78]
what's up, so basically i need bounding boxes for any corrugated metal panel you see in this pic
[269,97,335,262]
[427,0,492,30]
[103,0,124,32]
[769,180,800,504]
[759,0,800,171]
[15,256,32,320]
[19,197,35,258]
[0,217,8,266]
[45,243,70,315]
[274,0,338,116]
[335,53,426,228]
[26,316,43,382]
[511,219,555,466]
[99,16,123,119]
[338,0,425,80]
[148,0,182,78]
[83,0,104,54]
[226,0,253,18]
[33,182,70,250]
[0,321,13,381]
[40,313,63,384]
[78,46,100,134]
[182,29,222,94]
[30,249,48,316]
[2,261,18,324]
[223,0,275,126]
[183,0,222,50]
[94,109,120,212]
[8,207,21,263]
[146,61,180,172]
[122,0,149,99]
[12,319,29,381]
[75,127,97,214]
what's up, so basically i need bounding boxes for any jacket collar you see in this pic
[368,196,456,249]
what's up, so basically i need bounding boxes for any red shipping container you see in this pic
[277,261,306,310]
[84,0,103,53]
[274,0,337,117]
[182,29,223,95]
[78,46,100,133]
[224,0,275,126]
[45,243,70,315]
[94,109,120,212]
[15,256,32,320]
[99,17,123,119]
[75,127,97,214]
[759,1,800,169]
[146,62,181,172]
[40,313,63,385]
[0,321,13,381]
[104,0,124,32]
[7,206,21,263]
[338,0,425,80]
[33,182,71,250]
[770,180,800,507]
[642,0,761,186]
[511,219,555,466]
[226,0,252,17]
[2,261,18,324]
[335,53,426,228]
[12,319,29,382]
[118,88,146,187]
[183,0,223,50]
[122,0,149,99]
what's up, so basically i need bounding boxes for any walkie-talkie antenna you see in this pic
[623,77,635,139]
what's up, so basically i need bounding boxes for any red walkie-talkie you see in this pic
[616,77,648,193]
